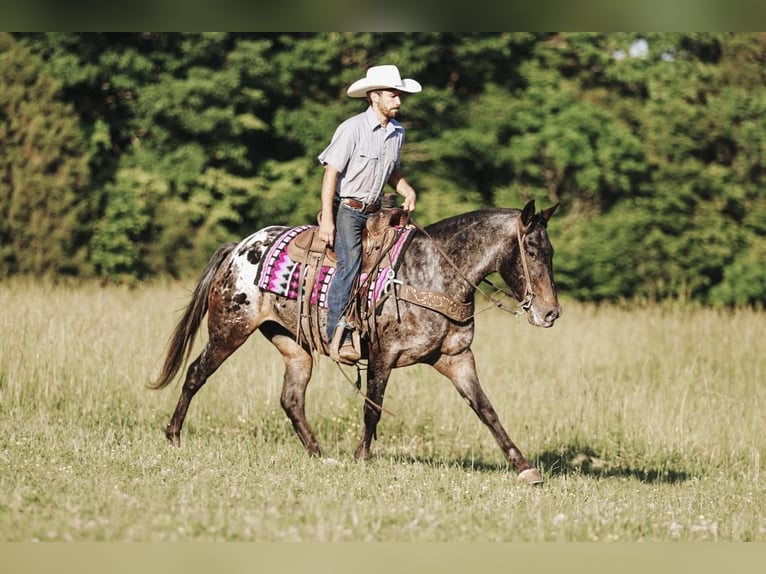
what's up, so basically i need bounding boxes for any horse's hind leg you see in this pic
[261,323,322,457]
[165,334,249,447]
[432,350,543,484]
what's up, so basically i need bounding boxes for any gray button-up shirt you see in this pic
[318,107,405,205]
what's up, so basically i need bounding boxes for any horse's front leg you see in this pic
[354,357,393,461]
[432,350,543,484]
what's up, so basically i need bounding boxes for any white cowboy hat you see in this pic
[347,65,422,98]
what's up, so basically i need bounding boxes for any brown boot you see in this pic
[329,325,360,365]
[338,338,361,363]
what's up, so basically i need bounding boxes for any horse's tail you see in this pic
[149,241,238,390]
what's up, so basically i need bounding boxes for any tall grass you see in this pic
[1,280,764,541]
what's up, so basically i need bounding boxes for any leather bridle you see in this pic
[410,214,537,318]
[515,221,535,312]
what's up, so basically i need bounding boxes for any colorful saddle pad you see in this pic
[256,224,413,308]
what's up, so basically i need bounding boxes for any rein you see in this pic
[408,215,535,318]
[334,361,397,417]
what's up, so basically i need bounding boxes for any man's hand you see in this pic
[318,219,335,247]
[389,168,416,212]
[401,193,416,212]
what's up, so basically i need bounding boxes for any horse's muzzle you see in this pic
[527,303,561,328]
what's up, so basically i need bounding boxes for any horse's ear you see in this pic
[520,200,536,230]
[541,203,559,223]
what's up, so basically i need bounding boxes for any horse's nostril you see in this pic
[545,307,561,323]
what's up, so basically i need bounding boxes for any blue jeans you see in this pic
[326,202,370,341]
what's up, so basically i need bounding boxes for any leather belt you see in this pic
[341,197,381,214]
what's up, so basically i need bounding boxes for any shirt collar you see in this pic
[365,106,401,135]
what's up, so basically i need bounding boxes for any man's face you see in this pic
[372,89,403,119]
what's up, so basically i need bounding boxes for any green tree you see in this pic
[6,33,765,305]
[0,33,91,277]
[536,33,765,304]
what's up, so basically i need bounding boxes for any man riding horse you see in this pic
[317,65,421,364]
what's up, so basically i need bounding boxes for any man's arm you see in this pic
[388,167,416,211]
[318,164,339,246]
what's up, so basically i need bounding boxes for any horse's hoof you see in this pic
[165,430,181,448]
[517,468,544,485]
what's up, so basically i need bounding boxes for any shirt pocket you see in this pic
[358,148,379,162]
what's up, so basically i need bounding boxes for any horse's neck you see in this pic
[407,212,515,299]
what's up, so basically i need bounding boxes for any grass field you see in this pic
[0,280,764,541]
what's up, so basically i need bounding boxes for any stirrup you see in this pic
[329,325,361,365]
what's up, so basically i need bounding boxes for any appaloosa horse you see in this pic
[151,200,561,483]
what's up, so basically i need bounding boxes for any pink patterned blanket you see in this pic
[256,225,414,309]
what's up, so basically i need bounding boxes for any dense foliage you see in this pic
[1,32,763,305]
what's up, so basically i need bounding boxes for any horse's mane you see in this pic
[421,208,520,240]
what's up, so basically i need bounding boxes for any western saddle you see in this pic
[285,207,412,362]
